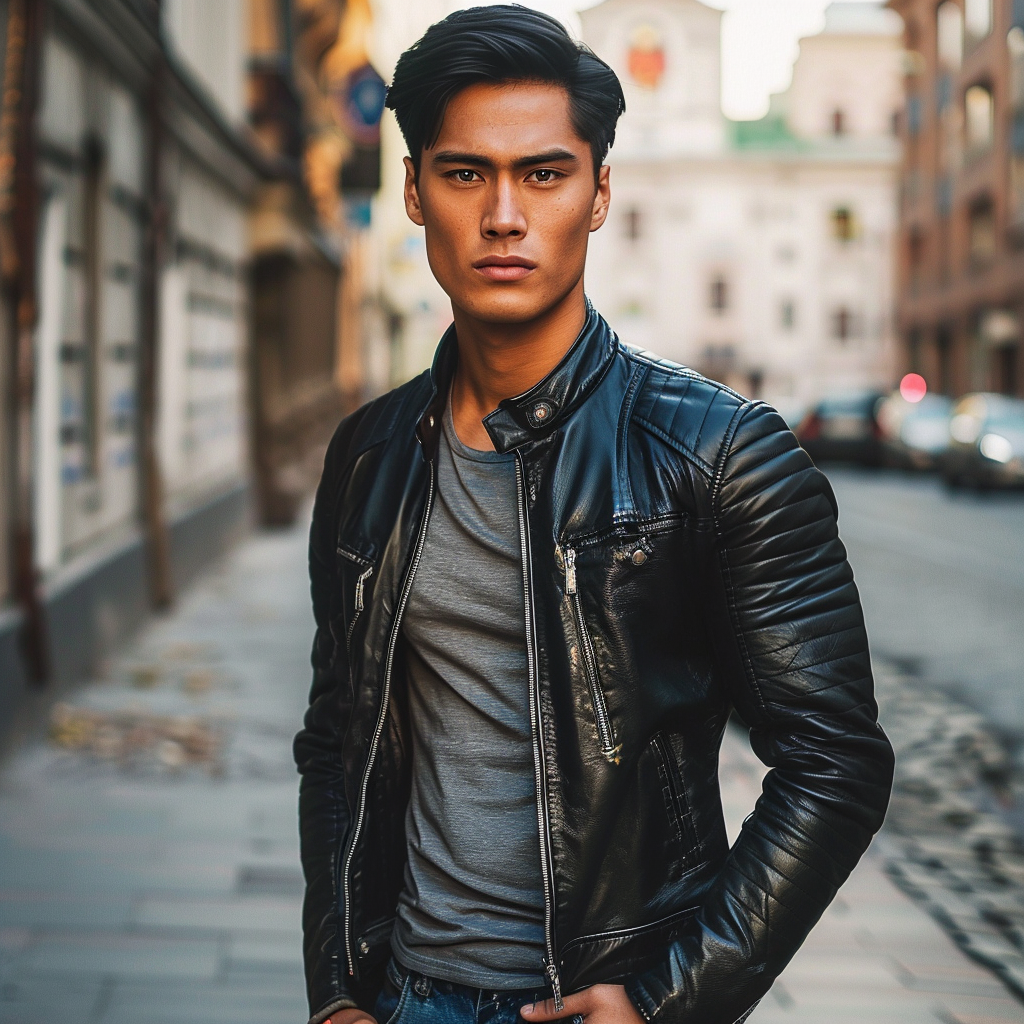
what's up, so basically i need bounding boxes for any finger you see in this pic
[521,992,590,1021]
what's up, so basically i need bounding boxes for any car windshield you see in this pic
[819,395,878,417]
[985,398,1024,430]
[906,395,952,419]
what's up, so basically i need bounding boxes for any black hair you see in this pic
[385,5,625,177]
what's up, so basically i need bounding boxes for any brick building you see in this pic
[890,0,1024,397]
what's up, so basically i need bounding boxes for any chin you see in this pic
[457,285,570,325]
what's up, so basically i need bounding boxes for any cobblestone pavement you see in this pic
[1,515,1022,1023]
[876,667,1024,1005]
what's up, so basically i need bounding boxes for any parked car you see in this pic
[943,393,1024,489]
[795,391,886,466]
[876,391,953,470]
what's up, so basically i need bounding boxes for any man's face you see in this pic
[404,81,611,325]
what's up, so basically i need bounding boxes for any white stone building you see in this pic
[582,0,905,414]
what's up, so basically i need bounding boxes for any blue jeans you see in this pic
[373,959,558,1024]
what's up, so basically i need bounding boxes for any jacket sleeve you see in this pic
[625,402,895,1024]
[294,434,360,1024]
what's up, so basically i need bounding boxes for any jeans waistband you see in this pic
[389,958,550,1006]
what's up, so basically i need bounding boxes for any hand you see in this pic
[326,1011,378,1024]
[521,984,644,1024]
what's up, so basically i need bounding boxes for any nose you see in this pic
[481,174,527,239]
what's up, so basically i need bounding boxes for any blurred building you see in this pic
[366,0,458,380]
[583,0,904,414]
[0,0,383,736]
[889,0,1024,398]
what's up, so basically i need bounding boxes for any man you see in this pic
[294,8,894,1024]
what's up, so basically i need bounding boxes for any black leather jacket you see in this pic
[294,308,894,1024]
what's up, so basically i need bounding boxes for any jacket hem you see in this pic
[309,996,360,1024]
[623,978,657,1021]
[732,999,761,1023]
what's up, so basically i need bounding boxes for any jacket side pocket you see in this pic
[651,733,700,869]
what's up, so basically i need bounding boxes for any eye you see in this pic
[529,169,562,183]
[452,169,480,183]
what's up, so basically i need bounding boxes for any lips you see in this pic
[472,255,537,282]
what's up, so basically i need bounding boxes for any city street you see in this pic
[2,501,1024,1022]
[829,469,1024,743]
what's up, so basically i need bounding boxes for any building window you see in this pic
[968,197,996,264]
[907,94,923,135]
[938,1,964,70]
[908,228,926,286]
[965,84,995,153]
[624,207,642,241]
[832,108,846,136]
[965,0,993,41]
[780,299,796,330]
[996,344,1018,395]
[709,275,728,314]
[60,138,106,485]
[831,306,860,343]
[831,206,858,242]
[907,328,922,373]
[1010,27,1024,112]
[936,326,953,394]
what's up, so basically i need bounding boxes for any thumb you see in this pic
[521,993,588,1022]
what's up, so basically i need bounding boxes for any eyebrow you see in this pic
[431,149,579,170]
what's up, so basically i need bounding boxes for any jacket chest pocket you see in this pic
[558,530,664,766]
[563,545,621,765]
[334,545,376,650]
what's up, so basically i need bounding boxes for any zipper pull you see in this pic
[545,961,564,1012]
[355,567,373,612]
[564,547,577,596]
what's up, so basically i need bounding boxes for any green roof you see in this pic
[728,116,807,152]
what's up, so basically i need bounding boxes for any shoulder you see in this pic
[321,369,432,482]
[622,345,754,475]
[620,344,805,490]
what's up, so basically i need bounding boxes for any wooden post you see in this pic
[0,0,48,683]
[138,47,173,609]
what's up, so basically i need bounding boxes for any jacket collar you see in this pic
[416,302,617,457]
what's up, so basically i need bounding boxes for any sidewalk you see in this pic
[0,517,1021,1024]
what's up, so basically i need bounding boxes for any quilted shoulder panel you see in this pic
[626,349,749,477]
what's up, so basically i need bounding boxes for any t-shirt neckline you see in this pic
[443,389,514,465]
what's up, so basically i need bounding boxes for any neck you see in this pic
[449,282,587,450]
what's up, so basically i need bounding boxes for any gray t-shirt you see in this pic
[391,399,546,988]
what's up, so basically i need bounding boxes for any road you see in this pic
[827,467,1024,746]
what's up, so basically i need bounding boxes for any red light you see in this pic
[900,373,928,403]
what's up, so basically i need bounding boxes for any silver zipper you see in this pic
[345,566,374,646]
[515,455,563,1012]
[564,547,621,765]
[342,463,436,976]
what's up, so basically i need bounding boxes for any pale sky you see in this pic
[454,0,887,121]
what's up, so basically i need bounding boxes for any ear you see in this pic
[404,156,425,227]
[590,164,611,233]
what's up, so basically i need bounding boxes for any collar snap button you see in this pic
[531,401,553,425]
[631,549,648,565]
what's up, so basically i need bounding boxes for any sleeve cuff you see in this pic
[309,996,360,1024]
